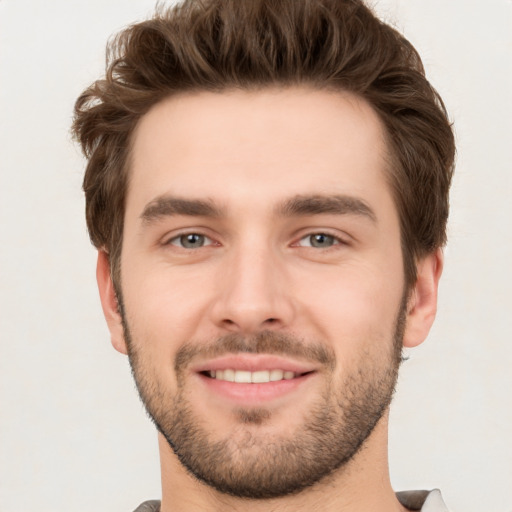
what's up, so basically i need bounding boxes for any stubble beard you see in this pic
[120,302,405,500]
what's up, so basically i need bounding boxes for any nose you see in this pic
[210,243,295,334]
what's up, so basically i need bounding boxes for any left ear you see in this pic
[403,249,444,348]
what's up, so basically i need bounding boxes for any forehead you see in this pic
[128,87,392,216]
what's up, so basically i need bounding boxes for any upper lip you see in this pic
[191,354,318,375]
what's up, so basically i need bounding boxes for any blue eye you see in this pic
[299,233,338,248]
[169,233,212,249]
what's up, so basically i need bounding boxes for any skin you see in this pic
[97,88,443,512]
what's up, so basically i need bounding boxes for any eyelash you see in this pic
[166,232,216,249]
[164,231,348,250]
[294,232,346,249]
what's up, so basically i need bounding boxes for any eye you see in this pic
[168,233,214,249]
[297,233,340,248]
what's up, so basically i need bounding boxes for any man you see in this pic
[72,0,455,510]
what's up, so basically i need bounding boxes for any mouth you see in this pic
[193,355,318,404]
[202,368,311,383]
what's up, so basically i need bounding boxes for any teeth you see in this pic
[269,369,284,381]
[223,369,235,382]
[234,370,252,383]
[251,370,270,383]
[210,369,298,383]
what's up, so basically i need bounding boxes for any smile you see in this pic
[193,355,318,403]
[206,369,303,383]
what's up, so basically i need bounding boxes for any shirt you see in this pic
[133,488,449,511]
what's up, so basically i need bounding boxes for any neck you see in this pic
[157,412,408,512]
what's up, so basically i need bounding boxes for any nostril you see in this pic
[218,316,282,332]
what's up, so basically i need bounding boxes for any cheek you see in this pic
[293,262,403,357]
[121,260,216,351]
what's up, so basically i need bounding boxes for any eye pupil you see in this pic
[310,233,334,248]
[181,233,204,248]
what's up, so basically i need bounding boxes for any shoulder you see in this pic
[132,500,161,512]
[396,489,450,511]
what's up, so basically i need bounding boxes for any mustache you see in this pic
[174,331,336,374]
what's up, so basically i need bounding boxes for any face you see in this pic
[107,88,413,498]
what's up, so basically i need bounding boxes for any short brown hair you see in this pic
[72,0,455,288]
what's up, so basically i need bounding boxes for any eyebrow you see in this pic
[276,194,377,223]
[140,196,223,223]
[140,193,377,224]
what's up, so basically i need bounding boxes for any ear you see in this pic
[96,250,128,355]
[403,249,444,348]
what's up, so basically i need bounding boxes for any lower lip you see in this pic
[196,372,315,405]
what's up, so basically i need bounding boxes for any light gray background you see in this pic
[1,1,511,511]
